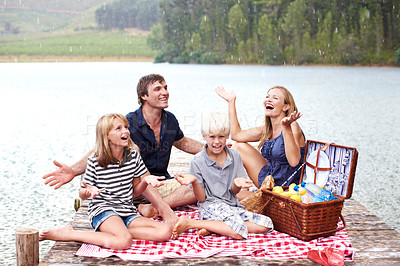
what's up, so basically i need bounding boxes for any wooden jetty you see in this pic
[38,148,400,265]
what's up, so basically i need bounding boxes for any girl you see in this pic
[215,86,306,188]
[40,113,172,249]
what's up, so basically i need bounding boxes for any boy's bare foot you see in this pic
[138,204,159,219]
[39,226,74,241]
[172,216,192,240]
[197,228,211,237]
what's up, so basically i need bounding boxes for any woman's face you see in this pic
[263,88,289,117]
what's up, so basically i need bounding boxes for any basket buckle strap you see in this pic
[307,143,332,183]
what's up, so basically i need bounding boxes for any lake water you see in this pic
[0,62,399,265]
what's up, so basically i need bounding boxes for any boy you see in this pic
[173,112,273,240]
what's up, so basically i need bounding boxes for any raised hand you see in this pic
[281,111,302,127]
[174,174,197,186]
[143,175,165,188]
[215,86,236,102]
[234,177,253,189]
[81,181,104,198]
[42,160,75,189]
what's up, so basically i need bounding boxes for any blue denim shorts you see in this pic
[92,210,141,231]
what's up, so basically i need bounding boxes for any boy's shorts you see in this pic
[199,201,273,239]
[91,210,141,231]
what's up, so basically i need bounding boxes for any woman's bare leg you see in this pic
[232,142,268,188]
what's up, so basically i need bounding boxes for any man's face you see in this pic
[141,80,169,109]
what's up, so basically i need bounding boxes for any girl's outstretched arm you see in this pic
[133,175,164,197]
[79,181,104,200]
[215,86,263,142]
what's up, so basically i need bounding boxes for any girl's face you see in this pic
[108,118,130,148]
[263,88,289,117]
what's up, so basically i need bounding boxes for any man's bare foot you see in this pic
[172,216,192,240]
[39,226,74,241]
[138,204,159,219]
[197,228,211,237]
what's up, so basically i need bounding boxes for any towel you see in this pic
[75,205,355,261]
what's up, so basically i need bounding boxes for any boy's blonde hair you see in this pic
[201,112,230,136]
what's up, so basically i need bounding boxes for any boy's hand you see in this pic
[174,174,197,186]
[143,175,165,188]
[234,178,253,189]
[81,181,104,198]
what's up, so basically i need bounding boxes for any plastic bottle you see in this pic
[300,182,335,202]
[294,185,319,203]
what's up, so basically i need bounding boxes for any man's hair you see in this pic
[136,74,165,105]
[201,112,230,136]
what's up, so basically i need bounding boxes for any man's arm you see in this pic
[173,136,203,155]
[42,149,94,189]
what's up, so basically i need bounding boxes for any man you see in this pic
[43,74,203,227]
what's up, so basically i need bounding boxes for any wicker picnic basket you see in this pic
[258,140,358,241]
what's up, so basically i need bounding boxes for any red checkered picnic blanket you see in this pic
[75,205,355,261]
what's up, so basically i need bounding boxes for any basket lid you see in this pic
[300,140,358,199]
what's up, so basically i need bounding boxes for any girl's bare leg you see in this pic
[232,142,268,188]
[40,216,133,250]
[128,217,172,242]
[173,216,243,240]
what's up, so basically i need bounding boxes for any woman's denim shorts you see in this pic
[92,210,141,231]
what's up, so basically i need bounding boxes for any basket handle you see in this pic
[288,203,346,239]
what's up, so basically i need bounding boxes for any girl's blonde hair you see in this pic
[258,86,298,150]
[201,112,230,136]
[95,113,136,168]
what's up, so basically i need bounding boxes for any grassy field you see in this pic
[0,30,156,62]
[0,0,155,62]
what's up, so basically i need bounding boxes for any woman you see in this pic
[216,86,306,188]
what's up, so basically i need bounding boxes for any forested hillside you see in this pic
[147,0,400,66]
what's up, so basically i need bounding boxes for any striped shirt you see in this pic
[83,148,148,224]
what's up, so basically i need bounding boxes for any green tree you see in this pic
[282,0,310,63]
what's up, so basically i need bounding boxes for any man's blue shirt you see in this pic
[125,107,184,179]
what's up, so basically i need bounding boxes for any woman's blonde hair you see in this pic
[257,86,298,150]
[95,113,136,167]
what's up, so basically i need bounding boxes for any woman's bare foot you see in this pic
[138,204,159,219]
[197,228,211,237]
[39,226,74,241]
[172,216,192,240]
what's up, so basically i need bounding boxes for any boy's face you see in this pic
[203,133,228,155]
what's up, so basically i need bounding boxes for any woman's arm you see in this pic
[281,112,305,167]
[215,86,263,142]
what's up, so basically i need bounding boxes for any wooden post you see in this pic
[16,228,39,266]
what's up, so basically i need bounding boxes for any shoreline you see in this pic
[1,55,399,68]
